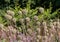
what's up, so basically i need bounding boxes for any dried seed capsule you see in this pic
[25,17,30,23]
[7,10,15,17]
[33,16,38,21]
[18,11,22,15]
[22,9,28,15]
[38,7,44,14]
[5,14,12,20]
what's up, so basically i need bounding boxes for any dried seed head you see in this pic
[19,18,24,24]
[33,16,38,21]
[53,22,57,26]
[12,18,16,23]
[36,39,40,42]
[22,9,28,15]
[36,28,40,33]
[7,10,15,17]
[50,33,54,37]
[25,17,30,22]
[18,11,22,15]
[43,22,47,29]
[5,14,12,20]
[38,7,44,14]
[36,21,40,26]
[43,22,47,26]
[37,35,41,39]
[12,29,17,34]
[0,24,4,28]
[27,28,32,34]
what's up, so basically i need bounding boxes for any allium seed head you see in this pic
[25,17,30,22]
[27,28,32,34]
[43,22,47,26]
[19,19,24,24]
[5,14,12,20]
[36,21,40,26]
[0,24,4,28]
[7,10,15,17]
[22,9,28,15]
[34,16,38,21]
[36,28,40,33]
[37,35,41,39]
[18,11,22,15]
[12,18,16,23]
[38,7,44,14]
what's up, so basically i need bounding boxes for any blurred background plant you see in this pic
[0,0,60,42]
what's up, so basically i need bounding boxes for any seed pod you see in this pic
[38,7,44,14]
[7,10,15,17]
[22,9,28,15]
[33,16,38,21]
[25,17,30,23]
[18,11,22,15]
[5,14,12,20]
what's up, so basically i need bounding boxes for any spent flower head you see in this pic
[0,24,4,29]
[33,15,38,21]
[19,18,24,24]
[38,7,44,14]
[5,14,12,20]
[25,17,30,23]
[18,11,22,15]
[12,18,16,23]
[7,10,15,17]
[22,9,28,15]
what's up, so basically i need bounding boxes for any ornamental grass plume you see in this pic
[7,10,15,17]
